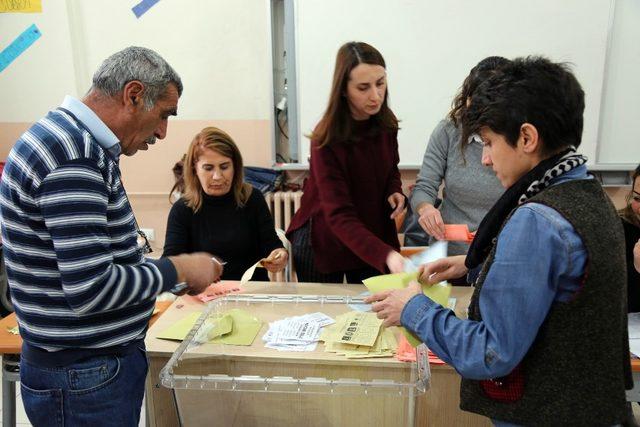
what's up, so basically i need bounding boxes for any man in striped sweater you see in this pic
[0,46,222,426]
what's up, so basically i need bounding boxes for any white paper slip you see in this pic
[240,260,261,285]
[299,312,335,327]
[403,241,448,272]
[265,342,318,352]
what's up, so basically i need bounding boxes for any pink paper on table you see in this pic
[394,334,445,365]
[443,224,475,243]
[196,281,244,303]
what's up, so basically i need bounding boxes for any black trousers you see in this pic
[290,222,378,284]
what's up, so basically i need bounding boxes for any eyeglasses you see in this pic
[137,229,153,254]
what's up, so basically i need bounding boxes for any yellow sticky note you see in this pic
[211,309,262,346]
[0,0,42,13]
[363,272,451,347]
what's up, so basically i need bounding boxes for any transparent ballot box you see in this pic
[160,294,429,427]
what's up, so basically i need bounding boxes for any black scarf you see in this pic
[465,148,587,270]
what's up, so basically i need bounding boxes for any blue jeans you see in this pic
[19,346,148,427]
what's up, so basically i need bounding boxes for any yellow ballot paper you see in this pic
[363,272,451,347]
[336,312,383,347]
[157,312,201,341]
[157,312,236,342]
[197,314,233,342]
[211,309,262,346]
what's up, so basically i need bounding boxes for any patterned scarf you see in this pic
[465,148,587,270]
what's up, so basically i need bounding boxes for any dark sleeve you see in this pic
[249,188,284,257]
[385,130,403,198]
[312,141,394,272]
[162,199,193,257]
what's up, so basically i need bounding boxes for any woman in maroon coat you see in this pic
[287,42,406,284]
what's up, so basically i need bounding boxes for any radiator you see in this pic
[265,191,303,282]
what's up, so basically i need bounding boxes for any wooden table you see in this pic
[144,282,491,427]
[0,301,171,427]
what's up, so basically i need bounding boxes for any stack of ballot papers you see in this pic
[157,308,262,346]
[262,312,335,352]
[319,311,398,359]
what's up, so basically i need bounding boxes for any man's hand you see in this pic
[169,252,223,295]
[365,281,422,327]
[634,239,640,273]
[419,255,468,285]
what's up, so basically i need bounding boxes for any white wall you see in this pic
[294,0,613,167]
[0,0,273,122]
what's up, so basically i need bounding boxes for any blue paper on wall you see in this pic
[132,0,160,18]
[0,24,41,73]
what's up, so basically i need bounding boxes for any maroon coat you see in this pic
[287,120,403,273]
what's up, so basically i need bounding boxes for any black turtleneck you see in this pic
[162,187,283,281]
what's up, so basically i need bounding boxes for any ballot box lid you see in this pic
[159,293,428,396]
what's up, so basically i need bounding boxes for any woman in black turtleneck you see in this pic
[619,164,640,312]
[162,127,287,281]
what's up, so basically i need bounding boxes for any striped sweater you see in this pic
[0,108,177,351]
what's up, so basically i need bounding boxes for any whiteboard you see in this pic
[597,0,640,164]
[293,0,613,167]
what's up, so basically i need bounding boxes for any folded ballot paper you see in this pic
[263,312,335,352]
[444,224,476,243]
[319,311,397,359]
[157,309,262,346]
[363,271,451,348]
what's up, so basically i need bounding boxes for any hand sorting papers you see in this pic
[363,271,451,348]
[263,312,335,352]
[320,311,397,359]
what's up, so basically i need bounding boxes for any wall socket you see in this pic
[139,228,155,241]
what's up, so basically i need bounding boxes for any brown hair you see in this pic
[619,165,640,228]
[312,42,398,148]
[449,56,510,160]
[180,127,252,212]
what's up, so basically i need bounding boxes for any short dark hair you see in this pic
[462,56,585,156]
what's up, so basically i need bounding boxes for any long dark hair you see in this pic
[312,42,398,148]
[619,165,640,228]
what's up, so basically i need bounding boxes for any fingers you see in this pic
[418,209,444,239]
[390,204,403,219]
[364,290,392,304]
[388,193,405,219]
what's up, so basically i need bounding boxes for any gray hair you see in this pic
[90,46,183,110]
